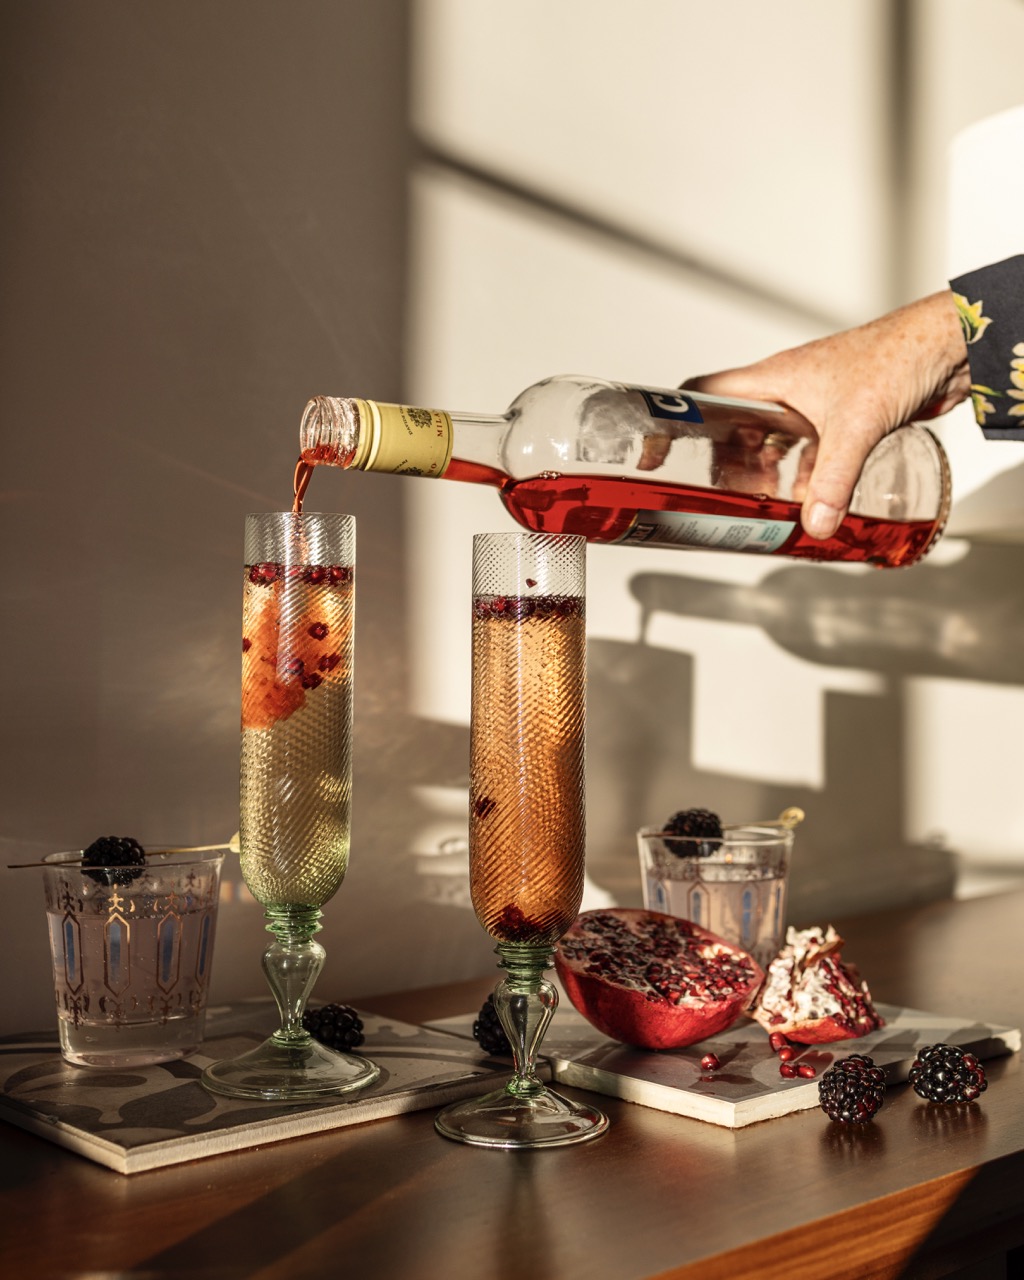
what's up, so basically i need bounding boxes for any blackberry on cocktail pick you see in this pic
[302,1003,365,1052]
[82,836,147,886]
[663,807,723,857]
[908,1043,988,1104]
[472,994,512,1057]
[818,1053,886,1124]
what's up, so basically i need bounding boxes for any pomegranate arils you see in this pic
[493,904,543,943]
[750,925,883,1044]
[248,562,281,585]
[797,1063,817,1079]
[779,1061,798,1079]
[308,621,329,640]
[306,565,327,584]
[474,795,497,820]
[554,908,764,1051]
[242,637,252,653]
[700,1053,721,1071]
[769,1032,791,1053]
[301,672,323,690]
[474,594,583,623]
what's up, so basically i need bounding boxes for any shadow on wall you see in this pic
[340,521,1024,993]
[583,529,1024,923]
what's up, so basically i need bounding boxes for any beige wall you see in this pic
[0,1,460,1032]
[3,1,1024,1037]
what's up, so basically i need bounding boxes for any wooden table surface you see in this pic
[3,890,1024,1280]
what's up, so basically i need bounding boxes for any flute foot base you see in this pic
[201,1035,379,1102]
[435,1082,607,1149]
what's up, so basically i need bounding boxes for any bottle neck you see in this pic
[300,395,511,482]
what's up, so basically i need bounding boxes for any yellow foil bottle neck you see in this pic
[353,399,454,477]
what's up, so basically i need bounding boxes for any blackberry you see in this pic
[908,1043,988,1104]
[818,1053,886,1124]
[472,995,512,1057]
[82,836,147,886]
[664,807,723,857]
[302,1003,365,1052]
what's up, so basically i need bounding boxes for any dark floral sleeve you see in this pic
[949,254,1024,440]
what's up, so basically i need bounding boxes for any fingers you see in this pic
[682,368,773,400]
[637,432,673,471]
[799,422,887,539]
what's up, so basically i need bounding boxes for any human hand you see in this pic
[683,290,970,538]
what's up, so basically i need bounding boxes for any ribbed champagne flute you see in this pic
[435,531,608,1147]
[202,512,378,1101]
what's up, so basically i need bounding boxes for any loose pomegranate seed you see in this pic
[700,1053,720,1071]
[770,1033,790,1052]
[777,1045,795,1062]
[797,1064,817,1079]
[779,1062,798,1079]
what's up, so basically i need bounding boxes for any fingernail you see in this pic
[805,502,841,539]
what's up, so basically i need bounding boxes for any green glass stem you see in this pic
[492,942,557,1100]
[261,905,324,1046]
[433,936,608,1147]
[201,899,379,1101]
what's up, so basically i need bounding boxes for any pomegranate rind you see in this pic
[554,908,764,1051]
[750,925,883,1045]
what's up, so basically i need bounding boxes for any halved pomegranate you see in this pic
[554,908,764,1051]
[749,925,883,1044]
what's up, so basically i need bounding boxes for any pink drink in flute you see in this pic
[470,591,586,947]
[435,531,607,1148]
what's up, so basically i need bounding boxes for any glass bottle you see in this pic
[296,374,951,567]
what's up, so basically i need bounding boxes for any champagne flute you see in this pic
[202,512,378,1100]
[435,531,608,1147]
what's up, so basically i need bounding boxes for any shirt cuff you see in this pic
[949,255,1024,433]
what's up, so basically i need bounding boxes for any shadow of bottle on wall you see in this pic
[324,531,1024,1000]
[629,539,1024,687]
[585,635,957,925]
[587,536,1024,924]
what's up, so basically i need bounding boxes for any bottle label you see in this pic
[618,510,796,553]
[358,401,454,477]
[635,388,705,424]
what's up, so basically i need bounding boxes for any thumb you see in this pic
[800,425,886,539]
